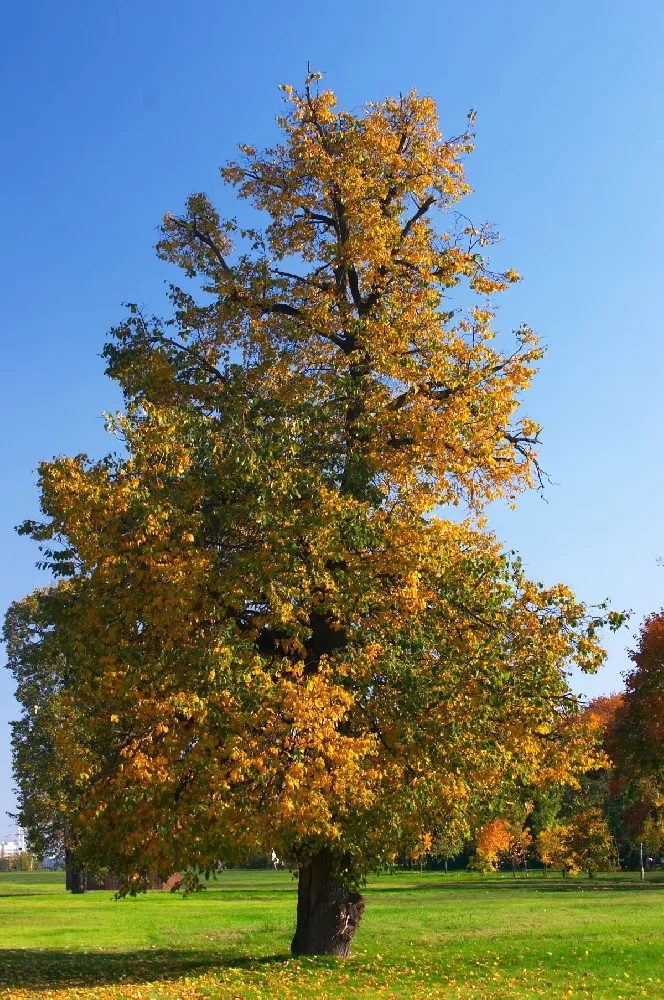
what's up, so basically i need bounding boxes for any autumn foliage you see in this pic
[470,819,532,874]
[470,819,512,873]
[611,612,664,774]
[5,74,621,953]
[586,693,624,743]
[536,810,615,877]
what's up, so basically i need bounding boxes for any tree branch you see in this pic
[273,269,333,292]
[400,196,436,241]
[174,217,234,276]
[259,302,302,318]
[147,333,227,383]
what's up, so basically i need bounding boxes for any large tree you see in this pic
[606,612,664,859]
[611,612,664,775]
[6,75,621,955]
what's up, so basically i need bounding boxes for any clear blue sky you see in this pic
[1,0,663,831]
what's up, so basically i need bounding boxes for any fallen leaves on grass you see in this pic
[0,958,659,1000]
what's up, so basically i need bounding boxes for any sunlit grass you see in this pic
[2,868,664,998]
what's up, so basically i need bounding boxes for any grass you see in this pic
[2,869,664,999]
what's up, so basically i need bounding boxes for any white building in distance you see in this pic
[0,828,26,857]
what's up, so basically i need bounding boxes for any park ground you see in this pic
[1,870,664,999]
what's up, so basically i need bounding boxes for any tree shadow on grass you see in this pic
[0,948,291,990]
[0,891,62,898]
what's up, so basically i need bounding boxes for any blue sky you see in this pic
[1,0,663,831]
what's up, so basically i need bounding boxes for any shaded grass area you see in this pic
[2,869,664,998]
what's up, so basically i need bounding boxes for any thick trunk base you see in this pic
[66,866,87,894]
[291,850,364,956]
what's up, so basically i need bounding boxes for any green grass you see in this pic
[2,869,664,998]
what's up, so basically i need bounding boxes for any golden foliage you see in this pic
[6,77,621,892]
[107,79,543,514]
[537,809,615,877]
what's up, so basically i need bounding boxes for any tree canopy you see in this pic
[5,74,622,954]
[611,612,664,777]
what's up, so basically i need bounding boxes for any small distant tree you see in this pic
[627,809,664,879]
[433,826,465,872]
[526,787,565,841]
[503,826,532,876]
[471,818,533,875]
[639,814,664,857]
[536,824,577,877]
[12,852,40,872]
[409,832,433,872]
[469,819,512,873]
[566,808,614,878]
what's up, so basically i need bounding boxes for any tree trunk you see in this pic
[640,842,645,882]
[65,848,87,894]
[291,849,365,956]
[68,867,87,894]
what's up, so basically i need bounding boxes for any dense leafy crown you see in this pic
[610,612,664,779]
[6,76,621,889]
[105,74,540,512]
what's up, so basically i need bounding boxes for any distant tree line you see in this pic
[393,610,664,879]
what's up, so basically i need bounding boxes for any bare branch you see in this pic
[503,430,550,493]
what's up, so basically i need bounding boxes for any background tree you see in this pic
[611,612,664,780]
[586,693,625,738]
[470,818,532,875]
[503,825,532,876]
[409,832,434,872]
[639,813,664,860]
[565,809,615,878]
[536,824,577,877]
[4,592,68,866]
[432,825,466,872]
[601,616,664,871]
[4,591,96,892]
[469,819,513,873]
[563,694,629,869]
[525,787,565,842]
[7,75,622,956]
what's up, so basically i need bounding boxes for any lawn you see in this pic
[2,869,664,999]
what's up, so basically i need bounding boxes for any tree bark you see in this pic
[291,849,365,956]
[67,866,87,893]
[65,848,87,894]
